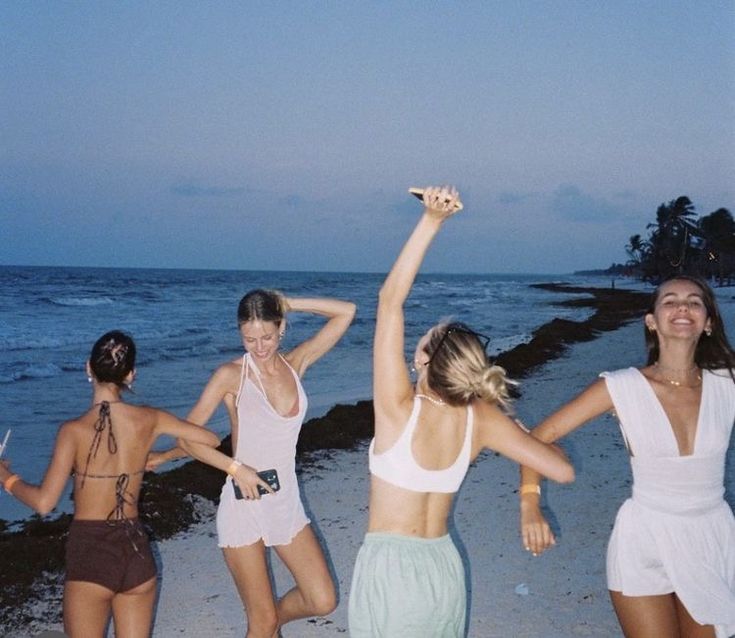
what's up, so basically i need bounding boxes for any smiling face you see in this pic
[646,278,711,340]
[240,319,281,362]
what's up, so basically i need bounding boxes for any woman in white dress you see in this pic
[149,290,356,638]
[519,275,735,638]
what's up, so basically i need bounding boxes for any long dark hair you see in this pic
[89,330,136,388]
[644,275,735,376]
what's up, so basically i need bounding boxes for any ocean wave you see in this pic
[0,334,89,352]
[44,296,114,307]
[4,363,63,382]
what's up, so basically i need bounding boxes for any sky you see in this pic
[1,1,734,274]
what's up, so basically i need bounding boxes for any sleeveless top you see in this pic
[368,396,474,493]
[601,367,735,636]
[216,353,310,548]
[233,353,307,467]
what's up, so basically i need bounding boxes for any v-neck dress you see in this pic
[601,367,735,637]
[216,353,310,547]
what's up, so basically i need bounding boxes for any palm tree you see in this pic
[699,208,735,285]
[646,196,698,278]
[625,234,649,272]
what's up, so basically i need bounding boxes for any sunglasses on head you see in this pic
[428,323,491,364]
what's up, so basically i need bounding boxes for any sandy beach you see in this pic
[143,321,641,638]
[3,284,664,637]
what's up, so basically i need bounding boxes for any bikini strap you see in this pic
[106,473,145,555]
[235,354,249,407]
[80,401,118,489]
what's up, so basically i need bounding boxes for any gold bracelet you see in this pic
[4,474,21,494]
[226,460,242,476]
[520,484,541,496]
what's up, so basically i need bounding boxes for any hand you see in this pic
[145,451,168,472]
[233,464,274,500]
[520,498,556,556]
[421,185,463,221]
[0,460,12,483]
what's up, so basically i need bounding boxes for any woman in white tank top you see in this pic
[150,289,355,637]
[348,185,575,637]
[520,276,735,638]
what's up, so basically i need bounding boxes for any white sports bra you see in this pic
[368,396,474,493]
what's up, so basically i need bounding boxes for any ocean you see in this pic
[1,265,632,523]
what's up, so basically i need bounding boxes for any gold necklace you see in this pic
[653,363,701,387]
[415,393,446,407]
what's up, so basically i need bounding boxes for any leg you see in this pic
[674,594,716,638]
[272,525,337,632]
[110,576,157,638]
[223,541,279,638]
[610,590,679,638]
[63,580,114,638]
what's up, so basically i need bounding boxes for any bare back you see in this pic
[369,398,473,537]
[69,402,162,520]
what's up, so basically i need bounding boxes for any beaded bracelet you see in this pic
[4,473,21,494]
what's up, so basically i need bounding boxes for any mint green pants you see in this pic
[348,532,466,637]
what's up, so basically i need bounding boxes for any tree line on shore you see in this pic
[605,196,735,285]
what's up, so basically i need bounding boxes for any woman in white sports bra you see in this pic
[150,290,355,637]
[520,276,735,638]
[347,185,575,637]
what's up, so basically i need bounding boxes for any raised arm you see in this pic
[285,296,357,376]
[374,186,462,419]
[519,378,612,555]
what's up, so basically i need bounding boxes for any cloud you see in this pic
[497,191,535,205]
[549,184,626,223]
[171,182,247,198]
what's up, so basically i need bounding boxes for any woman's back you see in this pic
[369,398,473,537]
[70,402,162,520]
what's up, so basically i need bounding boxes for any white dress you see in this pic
[216,353,310,547]
[602,367,735,637]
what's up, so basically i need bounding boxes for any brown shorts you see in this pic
[65,519,157,593]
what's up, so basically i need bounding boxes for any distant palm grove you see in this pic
[614,197,735,285]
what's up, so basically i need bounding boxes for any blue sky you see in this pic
[1,2,733,274]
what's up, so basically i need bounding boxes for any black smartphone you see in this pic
[408,187,425,202]
[233,468,281,499]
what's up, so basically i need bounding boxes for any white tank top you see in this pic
[368,396,473,493]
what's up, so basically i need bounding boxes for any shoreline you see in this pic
[0,283,651,631]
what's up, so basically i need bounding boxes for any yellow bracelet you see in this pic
[520,484,541,496]
[226,460,242,476]
[4,474,21,494]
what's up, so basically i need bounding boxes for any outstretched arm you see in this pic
[519,378,612,555]
[285,297,357,376]
[146,364,236,470]
[0,422,76,515]
[374,186,462,421]
[474,401,575,484]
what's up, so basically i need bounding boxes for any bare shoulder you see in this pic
[58,415,86,438]
[471,398,508,424]
[210,358,243,388]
